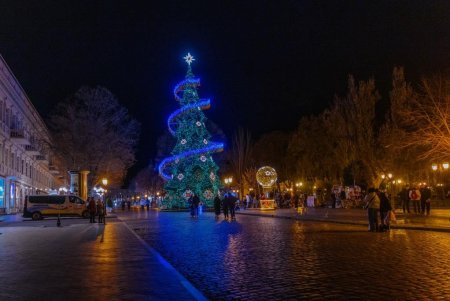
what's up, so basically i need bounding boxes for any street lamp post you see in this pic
[101,178,108,224]
[432,163,448,199]
[224,177,233,189]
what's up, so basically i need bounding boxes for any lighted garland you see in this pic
[158,53,223,208]
[160,76,223,180]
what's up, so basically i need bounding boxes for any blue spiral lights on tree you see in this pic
[158,53,223,208]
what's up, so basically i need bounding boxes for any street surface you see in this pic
[0,216,198,301]
[122,210,450,300]
[1,209,450,300]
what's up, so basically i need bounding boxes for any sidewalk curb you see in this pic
[236,211,450,233]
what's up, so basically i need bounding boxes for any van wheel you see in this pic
[82,211,89,219]
[32,212,42,220]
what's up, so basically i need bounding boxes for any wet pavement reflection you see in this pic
[123,210,450,300]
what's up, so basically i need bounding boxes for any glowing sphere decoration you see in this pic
[256,166,278,188]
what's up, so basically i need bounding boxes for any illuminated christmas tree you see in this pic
[158,53,223,208]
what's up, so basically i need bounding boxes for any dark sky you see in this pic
[0,1,449,182]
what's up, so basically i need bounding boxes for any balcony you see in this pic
[25,145,40,155]
[35,155,49,165]
[10,129,29,144]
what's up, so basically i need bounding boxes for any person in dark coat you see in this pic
[293,193,300,208]
[420,186,432,215]
[88,197,97,223]
[398,187,410,214]
[97,199,105,224]
[192,194,200,218]
[187,195,195,217]
[213,194,221,219]
[378,191,392,231]
[226,192,237,220]
[222,193,230,220]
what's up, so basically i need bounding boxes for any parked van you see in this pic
[23,195,89,220]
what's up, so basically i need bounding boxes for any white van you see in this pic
[23,195,89,220]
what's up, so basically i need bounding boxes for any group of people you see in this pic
[188,193,201,218]
[87,196,106,223]
[398,186,432,215]
[363,188,393,232]
[214,191,238,220]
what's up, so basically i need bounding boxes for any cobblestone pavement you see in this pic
[0,217,199,301]
[121,210,450,301]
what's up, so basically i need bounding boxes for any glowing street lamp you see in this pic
[224,177,233,186]
[102,178,108,186]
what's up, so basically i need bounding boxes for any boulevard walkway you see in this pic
[0,216,205,301]
[237,207,450,232]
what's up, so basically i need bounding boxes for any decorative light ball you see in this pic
[256,166,277,188]
[200,155,207,162]
[209,172,216,181]
[203,139,208,144]
[181,139,187,144]
[196,121,202,127]
[177,173,184,180]
[203,190,214,200]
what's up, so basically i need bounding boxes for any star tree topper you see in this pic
[183,53,195,65]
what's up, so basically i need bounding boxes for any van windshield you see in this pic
[69,196,85,204]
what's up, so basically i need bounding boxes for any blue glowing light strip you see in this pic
[158,142,224,181]
[173,78,201,101]
[167,99,211,135]
[159,72,223,181]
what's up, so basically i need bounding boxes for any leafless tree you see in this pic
[48,86,140,188]
[131,162,164,195]
[227,127,254,195]
[396,74,450,162]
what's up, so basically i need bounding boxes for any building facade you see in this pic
[0,54,65,213]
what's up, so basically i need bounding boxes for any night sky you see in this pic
[0,1,449,181]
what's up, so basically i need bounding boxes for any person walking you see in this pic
[331,193,336,209]
[228,193,238,220]
[409,186,421,214]
[399,187,410,214]
[420,185,432,215]
[214,194,221,219]
[187,195,195,218]
[364,188,380,232]
[97,199,105,224]
[222,193,230,220]
[88,197,97,223]
[378,191,392,231]
[192,193,200,218]
[293,193,300,208]
[226,192,237,220]
[245,194,251,209]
